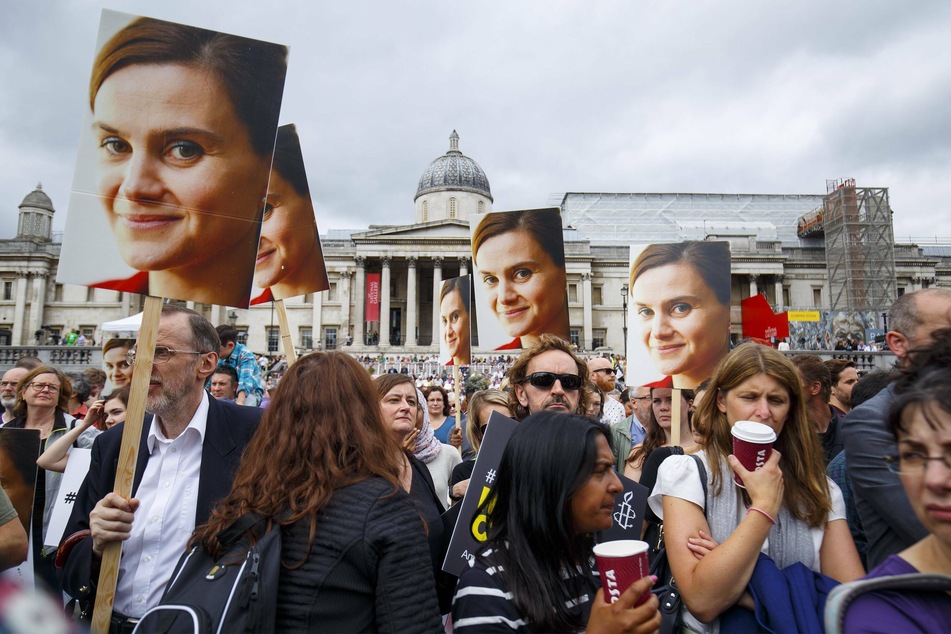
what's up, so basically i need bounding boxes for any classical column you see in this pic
[380,256,392,348]
[27,271,48,345]
[312,287,323,350]
[582,273,593,351]
[774,275,785,308]
[406,257,418,346]
[749,274,760,297]
[339,270,352,342]
[353,257,366,346]
[12,271,29,345]
[459,257,469,278]
[432,256,443,347]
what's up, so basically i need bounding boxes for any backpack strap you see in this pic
[217,513,266,548]
[689,454,707,509]
[824,572,951,634]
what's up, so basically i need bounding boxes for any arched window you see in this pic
[478,200,484,214]
[449,197,457,219]
[422,200,428,222]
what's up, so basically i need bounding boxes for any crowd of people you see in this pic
[0,288,946,632]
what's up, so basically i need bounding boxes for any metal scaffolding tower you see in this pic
[823,179,897,312]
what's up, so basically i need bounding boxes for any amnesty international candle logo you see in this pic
[613,491,637,530]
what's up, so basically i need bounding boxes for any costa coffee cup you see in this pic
[593,540,650,606]
[731,420,777,487]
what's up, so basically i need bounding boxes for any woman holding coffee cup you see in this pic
[452,412,661,633]
[648,344,863,631]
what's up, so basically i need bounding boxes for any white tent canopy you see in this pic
[101,312,142,335]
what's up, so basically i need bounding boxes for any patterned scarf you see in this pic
[413,388,442,463]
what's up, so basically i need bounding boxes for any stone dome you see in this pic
[19,182,54,213]
[415,131,493,202]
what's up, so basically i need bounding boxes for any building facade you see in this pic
[2,135,949,356]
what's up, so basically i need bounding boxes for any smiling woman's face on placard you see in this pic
[254,171,320,291]
[475,229,566,340]
[441,288,470,364]
[93,63,268,276]
[632,261,731,386]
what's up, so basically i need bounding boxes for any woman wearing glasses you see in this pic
[839,329,951,630]
[2,365,98,592]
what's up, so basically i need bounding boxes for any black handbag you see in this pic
[650,454,707,634]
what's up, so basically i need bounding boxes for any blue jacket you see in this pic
[720,553,839,634]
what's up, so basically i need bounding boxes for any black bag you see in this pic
[132,514,280,634]
[650,454,707,634]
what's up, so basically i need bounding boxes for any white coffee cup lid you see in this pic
[593,540,648,558]
[731,420,777,443]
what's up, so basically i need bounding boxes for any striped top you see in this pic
[451,546,600,633]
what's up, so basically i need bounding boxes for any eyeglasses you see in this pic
[0,381,19,388]
[28,382,60,394]
[884,451,951,474]
[126,346,204,365]
[593,367,616,376]
[633,396,652,402]
[520,372,583,391]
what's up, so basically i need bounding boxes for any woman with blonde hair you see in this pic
[449,389,511,503]
[650,344,863,631]
[192,352,440,631]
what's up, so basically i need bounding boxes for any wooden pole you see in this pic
[91,295,163,634]
[453,365,463,454]
[275,299,297,365]
[671,388,682,447]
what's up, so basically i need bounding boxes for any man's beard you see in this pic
[1,395,15,411]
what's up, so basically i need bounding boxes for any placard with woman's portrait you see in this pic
[626,241,732,389]
[438,276,471,366]
[469,208,570,351]
[57,10,288,308]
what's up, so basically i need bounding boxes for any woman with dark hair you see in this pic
[102,337,135,388]
[629,241,732,389]
[424,385,457,445]
[251,124,328,304]
[624,387,695,482]
[471,209,569,349]
[838,328,951,630]
[452,412,661,633]
[586,385,605,420]
[440,276,472,366]
[82,15,287,306]
[375,373,454,614]
[3,365,95,592]
[650,344,863,631]
[192,352,440,631]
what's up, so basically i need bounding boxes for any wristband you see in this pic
[747,506,776,525]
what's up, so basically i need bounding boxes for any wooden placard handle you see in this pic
[275,299,297,365]
[91,295,163,634]
[453,365,462,454]
[671,388,681,447]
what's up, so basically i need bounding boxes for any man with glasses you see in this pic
[587,357,625,425]
[506,334,590,420]
[842,288,951,568]
[609,386,650,472]
[60,305,262,630]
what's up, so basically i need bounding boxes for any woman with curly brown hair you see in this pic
[191,352,440,631]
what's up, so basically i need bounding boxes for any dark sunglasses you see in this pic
[593,367,616,375]
[520,372,583,391]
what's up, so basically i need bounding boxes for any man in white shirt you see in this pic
[60,306,261,631]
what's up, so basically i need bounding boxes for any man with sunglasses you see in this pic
[60,305,262,629]
[587,357,625,425]
[507,334,590,420]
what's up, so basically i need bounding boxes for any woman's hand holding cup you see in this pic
[729,449,784,519]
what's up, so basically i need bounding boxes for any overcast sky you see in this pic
[3,0,950,242]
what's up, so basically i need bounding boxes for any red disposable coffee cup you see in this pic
[731,420,777,487]
[593,540,650,606]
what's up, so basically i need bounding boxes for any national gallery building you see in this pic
[2,131,949,356]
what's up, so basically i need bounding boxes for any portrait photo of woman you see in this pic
[469,208,569,350]
[250,124,329,305]
[57,10,288,307]
[627,241,732,389]
[438,276,471,366]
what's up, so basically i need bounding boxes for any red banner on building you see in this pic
[366,273,381,322]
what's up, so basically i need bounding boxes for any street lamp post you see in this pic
[620,284,629,359]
